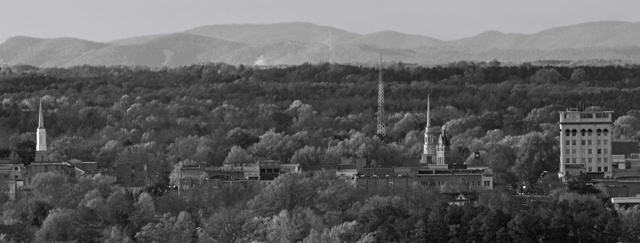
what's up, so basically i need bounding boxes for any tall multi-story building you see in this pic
[559,109,613,178]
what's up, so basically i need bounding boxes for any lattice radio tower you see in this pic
[376,53,386,138]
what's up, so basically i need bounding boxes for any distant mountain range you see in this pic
[1,21,640,67]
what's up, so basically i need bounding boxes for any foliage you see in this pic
[136,211,195,243]
[0,62,640,241]
[223,145,253,165]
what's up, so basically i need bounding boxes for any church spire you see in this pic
[426,95,431,129]
[38,98,44,129]
[35,98,48,161]
[421,94,436,166]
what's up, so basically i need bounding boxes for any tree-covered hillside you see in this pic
[2,62,640,241]
[2,62,640,182]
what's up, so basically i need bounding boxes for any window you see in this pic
[484,181,490,186]
[572,149,576,154]
[598,167,602,172]
[566,149,570,154]
[587,129,593,136]
[588,158,592,163]
[572,130,577,136]
[581,113,593,118]
[597,149,602,154]
[588,167,592,172]
[566,140,570,145]
[604,167,608,172]
[604,140,608,145]
[588,140,592,145]
[581,130,586,136]
[588,149,592,154]
[566,158,570,164]
[604,158,608,163]
[582,158,586,163]
[604,149,608,154]
[565,130,571,136]
[603,129,609,136]
[573,140,577,145]
[581,140,586,145]
[572,158,577,163]
[597,129,602,136]
[581,148,586,153]
[598,158,602,163]
[597,140,601,145]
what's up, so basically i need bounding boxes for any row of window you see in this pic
[436,181,491,186]
[587,166,609,172]
[564,129,609,137]
[565,157,609,164]
[574,113,610,119]
[565,148,608,155]
[565,139,608,146]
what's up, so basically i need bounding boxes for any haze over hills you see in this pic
[1,21,640,67]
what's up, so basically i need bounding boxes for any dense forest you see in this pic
[2,62,640,241]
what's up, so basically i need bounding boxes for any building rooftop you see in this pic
[612,142,640,156]
[611,197,640,204]
[559,110,613,123]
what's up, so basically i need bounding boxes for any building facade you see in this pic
[559,109,613,178]
[356,167,494,195]
[436,126,451,165]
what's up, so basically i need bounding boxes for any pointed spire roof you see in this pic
[38,98,44,129]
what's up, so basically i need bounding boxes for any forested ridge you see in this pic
[2,62,640,241]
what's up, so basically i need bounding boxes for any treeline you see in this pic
[1,63,640,185]
[1,62,640,241]
[2,170,639,242]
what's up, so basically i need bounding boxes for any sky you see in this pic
[0,0,638,43]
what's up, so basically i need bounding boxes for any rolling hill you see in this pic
[184,22,360,45]
[0,36,108,66]
[67,33,246,67]
[2,21,640,67]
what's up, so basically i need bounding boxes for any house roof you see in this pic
[0,164,15,170]
[443,192,479,202]
[25,161,76,177]
[612,142,640,156]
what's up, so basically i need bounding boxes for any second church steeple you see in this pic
[35,98,48,162]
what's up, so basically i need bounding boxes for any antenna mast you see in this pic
[377,53,386,138]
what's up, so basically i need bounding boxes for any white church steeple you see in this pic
[35,98,48,162]
[421,95,436,166]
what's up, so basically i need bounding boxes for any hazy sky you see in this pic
[1,0,638,43]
